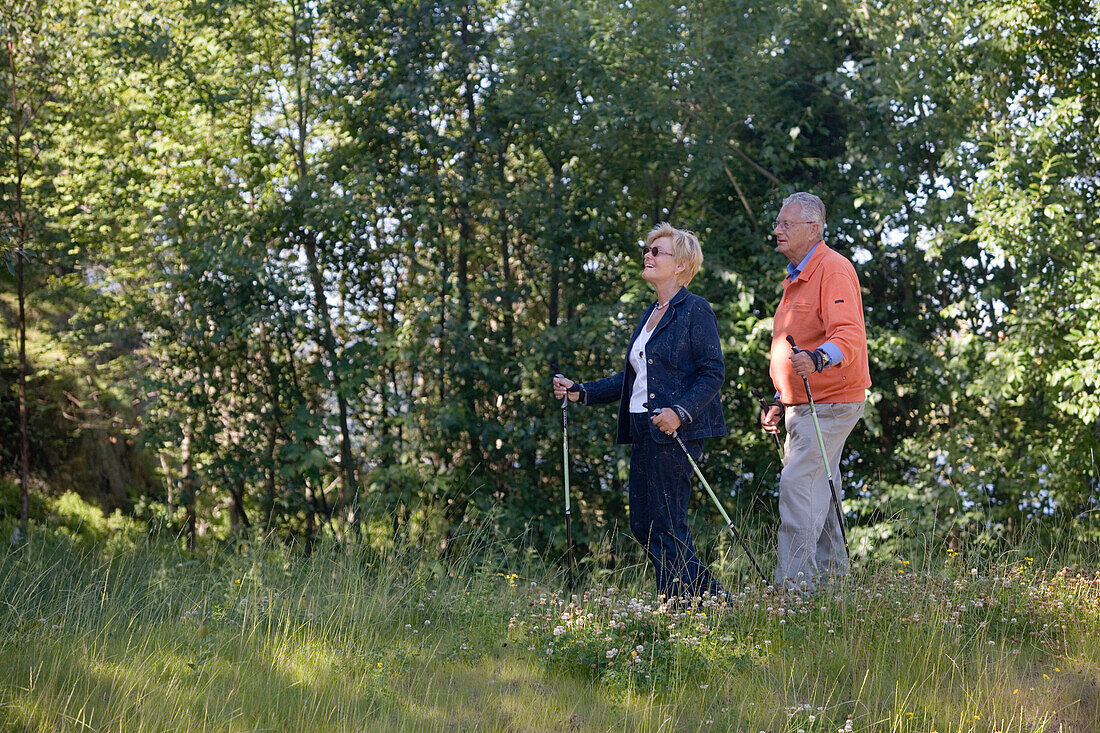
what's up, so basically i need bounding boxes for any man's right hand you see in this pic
[553,375,580,402]
[760,403,783,434]
[789,349,816,378]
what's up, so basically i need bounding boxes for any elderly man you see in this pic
[760,192,870,590]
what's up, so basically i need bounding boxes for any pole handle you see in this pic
[753,389,785,457]
[554,373,568,409]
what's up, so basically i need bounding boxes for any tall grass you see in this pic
[1,507,1098,731]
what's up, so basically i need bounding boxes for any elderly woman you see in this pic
[553,223,727,602]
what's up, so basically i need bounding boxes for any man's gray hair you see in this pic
[783,192,826,235]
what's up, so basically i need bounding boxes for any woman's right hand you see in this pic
[553,375,580,402]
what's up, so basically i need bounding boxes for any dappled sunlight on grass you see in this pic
[2,529,1099,731]
[512,557,1100,731]
[1,619,395,730]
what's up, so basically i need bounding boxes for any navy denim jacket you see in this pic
[582,287,727,445]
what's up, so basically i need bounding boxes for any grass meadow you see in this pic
[1,496,1099,732]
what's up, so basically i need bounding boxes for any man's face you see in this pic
[773,203,819,265]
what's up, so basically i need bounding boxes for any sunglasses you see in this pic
[641,245,671,257]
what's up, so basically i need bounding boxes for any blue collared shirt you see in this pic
[785,241,842,368]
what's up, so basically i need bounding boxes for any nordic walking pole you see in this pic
[753,388,784,459]
[786,335,850,561]
[553,369,576,590]
[660,412,768,584]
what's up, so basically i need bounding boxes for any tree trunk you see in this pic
[262,420,279,535]
[159,453,175,516]
[438,5,488,556]
[301,230,360,538]
[259,318,291,535]
[17,252,30,536]
[224,463,250,538]
[5,36,32,538]
[181,430,197,551]
[546,157,563,329]
[303,478,321,556]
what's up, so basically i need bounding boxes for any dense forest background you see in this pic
[2,0,1098,567]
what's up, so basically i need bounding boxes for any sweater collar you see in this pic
[786,241,825,282]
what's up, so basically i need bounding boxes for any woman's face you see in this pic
[642,235,685,288]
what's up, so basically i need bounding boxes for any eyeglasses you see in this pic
[641,245,671,257]
[773,219,816,232]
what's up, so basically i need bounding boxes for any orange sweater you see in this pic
[770,244,871,405]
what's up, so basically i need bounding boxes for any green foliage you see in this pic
[0,481,145,551]
[3,0,1099,569]
[0,473,44,522]
[47,490,145,550]
[837,0,1100,552]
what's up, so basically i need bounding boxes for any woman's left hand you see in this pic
[650,408,682,436]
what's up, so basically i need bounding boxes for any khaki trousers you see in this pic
[775,401,865,590]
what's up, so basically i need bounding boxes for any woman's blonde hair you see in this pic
[645,223,703,285]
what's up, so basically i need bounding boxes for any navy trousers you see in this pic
[628,413,724,600]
